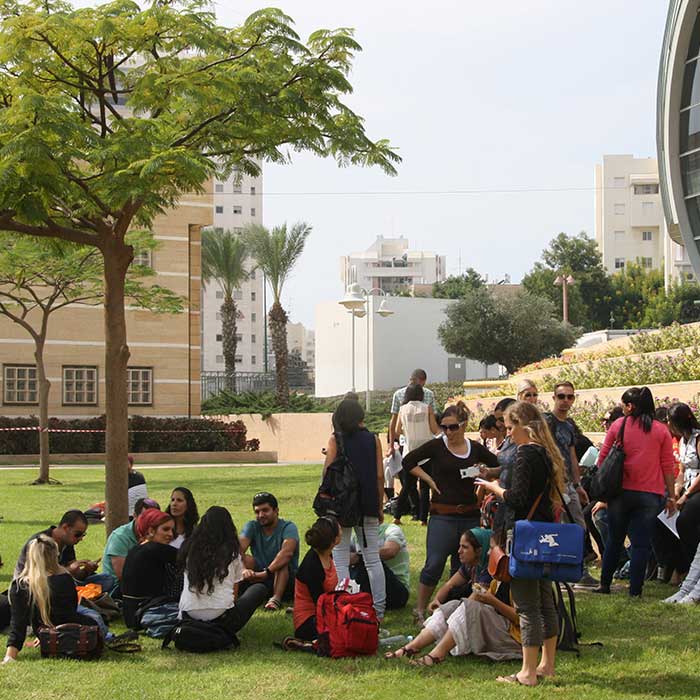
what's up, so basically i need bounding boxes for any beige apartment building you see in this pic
[0,193,211,418]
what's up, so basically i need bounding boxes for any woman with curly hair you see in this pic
[179,506,267,637]
[166,487,199,549]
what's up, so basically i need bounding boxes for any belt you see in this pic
[429,502,479,516]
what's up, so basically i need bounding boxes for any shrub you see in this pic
[629,322,700,354]
[202,390,329,418]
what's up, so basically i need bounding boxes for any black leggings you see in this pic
[678,493,700,560]
[213,582,268,636]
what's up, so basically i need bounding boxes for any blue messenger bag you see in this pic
[507,481,585,583]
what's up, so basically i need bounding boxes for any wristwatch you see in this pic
[264,567,272,579]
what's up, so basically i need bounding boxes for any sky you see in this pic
[77,1,671,327]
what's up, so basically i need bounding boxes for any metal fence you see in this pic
[201,369,315,400]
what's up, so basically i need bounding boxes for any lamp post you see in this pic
[554,274,575,324]
[339,284,394,411]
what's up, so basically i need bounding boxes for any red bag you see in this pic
[315,591,378,658]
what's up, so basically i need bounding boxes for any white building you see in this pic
[287,321,315,368]
[594,154,694,279]
[201,167,266,373]
[314,296,499,398]
[340,236,446,295]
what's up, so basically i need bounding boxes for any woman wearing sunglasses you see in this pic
[402,401,499,624]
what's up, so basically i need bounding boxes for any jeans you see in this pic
[395,470,419,518]
[419,514,479,587]
[350,560,409,610]
[77,604,109,637]
[601,490,664,596]
[334,517,386,619]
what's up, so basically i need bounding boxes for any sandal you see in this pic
[384,645,416,660]
[497,673,537,687]
[264,597,282,611]
[410,653,443,668]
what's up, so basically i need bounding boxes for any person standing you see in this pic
[594,387,676,598]
[324,398,386,620]
[478,401,566,687]
[402,401,498,624]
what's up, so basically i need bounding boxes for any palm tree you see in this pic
[201,229,250,391]
[245,222,311,407]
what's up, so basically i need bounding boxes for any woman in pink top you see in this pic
[594,387,677,598]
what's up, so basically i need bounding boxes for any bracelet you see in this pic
[265,567,272,579]
[573,482,581,489]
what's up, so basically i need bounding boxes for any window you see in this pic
[251,334,256,343]
[215,183,224,193]
[251,313,257,322]
[233,183,242,194]
[215,290,224,299]
[235,334,243,342]
[4,365,37,404]
[216,355,224,363]
[251,186,256,195]
[642,231,653,241]
[251,355,256,365]
[233,290,243,300]
[216,334,222,342]
[127,368,152,406]
[251,292,256,301]
[250,208,256,217]
[641,257,653,269]
[63,366,97,405]
[614,203,625,215]
[614,230,625,241]
[215,205,224,214]
[642,201,655,213]
[235,355,243,364]
[233,206,242,214]
[633,184,659,195]
[615,258,625,270]
[132,250,152,267]
[613,177,626,188]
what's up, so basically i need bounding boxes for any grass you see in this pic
[0,463,698,700]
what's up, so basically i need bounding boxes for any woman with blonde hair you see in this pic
[3,535,98,663]
[516,379,539,405]
[477,401,565,687]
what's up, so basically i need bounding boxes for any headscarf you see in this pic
[136,509,172,540]
[470,527,493,577]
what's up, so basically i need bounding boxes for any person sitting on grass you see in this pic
[4,535,101,664]
[239,491,300,611]
[178,506,267,639]
[165,487,199,550]
[292,516,341,641]
[102,497,160,592]
[121,509,182,628]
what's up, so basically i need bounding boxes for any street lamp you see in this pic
[338,286,394,411]
[554,274,575,324]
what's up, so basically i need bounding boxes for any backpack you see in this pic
[140,602,180,638]
[554,582,580,653]
[162,617,239,654]
[315,590,379,658]
[313,432,362,527]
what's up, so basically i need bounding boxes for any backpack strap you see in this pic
[614,417,628,447]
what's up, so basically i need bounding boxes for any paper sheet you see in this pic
[657,510,680,539]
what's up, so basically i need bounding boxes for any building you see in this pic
[201,167,266,373]
[594,154,693,279]
[314,296,500,397]
[0,194,211,418]
[658,1,700,281]
[287,321,315,369]
[340,236,446,295]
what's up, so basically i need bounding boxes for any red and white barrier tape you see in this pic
[0,426,245,433]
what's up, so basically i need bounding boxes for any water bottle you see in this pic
[378,634,413,648]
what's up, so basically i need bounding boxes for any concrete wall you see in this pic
[213,413,334,463]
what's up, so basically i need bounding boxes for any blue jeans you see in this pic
[419,514,479,587]
[601,490,663,596]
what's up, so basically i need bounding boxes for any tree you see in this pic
[245,222,311,406]
[201,229,249,390]
[0,1,398,532]
[522,232,612,330]
[0,233,182,484]
[432,268,485,299]
[438,287,579,374]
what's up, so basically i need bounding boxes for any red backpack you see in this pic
[315,591,379,658]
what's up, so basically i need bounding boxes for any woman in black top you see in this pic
[477,401,565,687]
[324,398,386,619]
[121,509,181,628]
[4,535,96,663]
[403,401,499,623]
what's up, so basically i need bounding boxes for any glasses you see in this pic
[440,423,462,432]
[523,392,538,398]
[73,530,86,539]
[556,393,575,400]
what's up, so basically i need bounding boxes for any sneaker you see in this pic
[576,571,599,587]
[662,591,685,604]
[678,596,700,605]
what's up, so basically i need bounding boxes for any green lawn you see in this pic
[0,464,698,700]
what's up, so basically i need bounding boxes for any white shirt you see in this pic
[179,555,245,621]
[170,534,185,550]
[680,429,700,492]
[399,401,434,453]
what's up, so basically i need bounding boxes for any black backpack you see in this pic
[554,582,581,654]
[162,618,239,654]
[313,432,362,527]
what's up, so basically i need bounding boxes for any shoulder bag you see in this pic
[590,417,627,502]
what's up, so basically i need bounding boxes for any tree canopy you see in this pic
[432,268,485,299]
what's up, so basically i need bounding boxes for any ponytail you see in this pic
[15,535,59,627]
[621,386,655,433]
[443,400,470,423]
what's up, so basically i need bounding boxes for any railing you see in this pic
[201,368,315,400]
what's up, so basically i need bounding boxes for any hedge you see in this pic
[0,415,258,454]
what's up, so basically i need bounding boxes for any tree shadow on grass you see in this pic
[568,671,700,699]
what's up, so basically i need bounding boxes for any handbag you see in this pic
[487,538,511,582]
[590,417,627,502]
[37,623,104,660]
[508,483,585,583]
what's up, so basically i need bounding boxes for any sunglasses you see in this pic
[440,423,462,432]
[73,530,86,539]
[556,393,575,400]
[523,392,538,398]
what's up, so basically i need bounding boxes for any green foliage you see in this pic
[202,390,330,418]
[201,229,250,299]
[432,268,485,299]
[438,287,579,374]
[630,322,700,354]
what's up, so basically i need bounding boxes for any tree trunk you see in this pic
[34,336,52,484]
[268,301,289,407]
[221,296,237,392]
[103,242,132,535]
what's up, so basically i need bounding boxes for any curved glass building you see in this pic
[658,1,700,277]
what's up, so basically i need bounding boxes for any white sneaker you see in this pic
[677,595,700,605]
[662,591,686,604]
